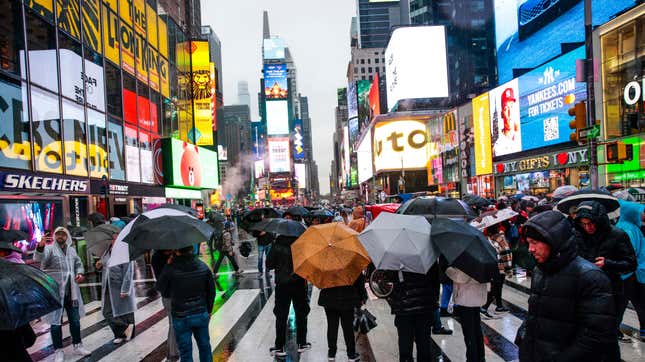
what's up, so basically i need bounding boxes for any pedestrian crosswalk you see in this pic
[28,278,644,362]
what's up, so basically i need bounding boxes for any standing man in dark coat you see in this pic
[266,235,311,357]
[573,201,636,347]
[517,211,616,361]
[386,264,438,362]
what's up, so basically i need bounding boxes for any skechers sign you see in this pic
[0,172,89,193]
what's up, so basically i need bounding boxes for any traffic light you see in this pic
[606,141,633,163]
[568,101,587,143]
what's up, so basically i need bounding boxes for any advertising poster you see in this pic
[0,80,31,170]
[27,0,54,21]
[385,26,448,110]
[190,41,214,145]
[368,74,381,126]
[347,81,358,120]
[82,0,102,53]
[518,46,586,150]
[159,56,170,98]
[292,119,305,160]
[132,0,147,35]
[266,100,290,135]
[146,3,158,49]
[57,0,81,40]
[357,130,373,183]
[30,87,62,174]
[348,117,359,152]
[268,137,290,173]
[124,124,140,182]
[149,48,160,92]
[263,38,286,60]
[108,119,125,180]
[426,115,443,186]
[255,160,265,179]
[343,127,350,185]
[162,138,219,189]
[357,80,372,132]
[294,163,307,189]
[157,17,168,58]
[139,131,154,184]
[264,64,288,100]
[489,79,521,157]
[103,6,120,65]
[120,24,136,76]
[472,93,493,175]
[373,118,429,173]
[135,33,149,83]
[494,0,635,83]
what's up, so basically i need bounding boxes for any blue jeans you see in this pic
[440,282,453,309]
[257,244,271,273]
[51,298,81,349]
[172,312,212,362]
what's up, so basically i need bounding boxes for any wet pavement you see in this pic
[27,234,645,362]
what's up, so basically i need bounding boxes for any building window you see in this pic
[375,58,379,64]
[62,99,88,177]
[0,77,31,170]
[108,116,125,180]
[0,0,26,77]
[360,59,365,64]
[368,67,372,73]
[361,68,365,73]
[25,11,58,93]
[58,33,84,104]
[31,86,62,173]
[367,59,371,64]
[382,67,385,72]
[105,62,123,118]
[87,109,108,178]
[354,67,358,74]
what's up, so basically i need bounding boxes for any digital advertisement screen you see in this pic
[489,79,521,157]
[373,118,430,173]
[263,37,286,60]
[255,160,265,179]
[268,138,290,173]
[292,119,305,160]
[264,64,288,100]
[294,163,307,189]
[472,92,493,175]
[162,138,219,189]
[124,124,140,182]
[347,81,358,120]
[343,126,350,185]
[494,0,636,83]
[266,100,290,135]
[348,118,359,152]
[190,41,215,145]
[0,200,63,251]
[385,26,448,110]
[368,73,381,128]
[357,130,373,183]
[357,80,372,133]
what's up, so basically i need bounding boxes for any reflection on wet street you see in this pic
[27,239,645,362]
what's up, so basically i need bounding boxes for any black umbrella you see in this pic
[85,223,121,259]
[284,206,310,217]
[398,196,476,221]
[0,259,61,330]
[0,230,29,243]
[556,190,620,214]
[242,207,282,223]
[462,194,492,209]
[250,218,306,238]
[310,209,334,217]
[430,218,498,283]
[157,203,198,217]
[122,209,214,251]
[0,241,21,253]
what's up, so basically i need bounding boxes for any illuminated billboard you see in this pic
[472,93,493,175]
[347,81,358,120]
[264,64,288,100]
[494,0,635,83]
[489,79,521,157]
[343,126,350,186]
[294,163,307,189]
[385,26,448,110]
[367,73,381,129]
[518,46,586,151]
[266,100,290,135]
[255,160,265,179]
[292,119,305,160]
[263,37,286,60]
[357,130,373,183]
[357,80,372,132]
[373,116,431,173]
[268,138,290,173]
[190,41,215,145]
[162,138,219,189]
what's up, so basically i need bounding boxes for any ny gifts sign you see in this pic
[494,148,589,175]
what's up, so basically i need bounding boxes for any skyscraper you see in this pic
[237,81,251,108]
[356,0,402,48]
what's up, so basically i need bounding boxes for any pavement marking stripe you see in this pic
[227,292,277,361]
[78,279,157,288]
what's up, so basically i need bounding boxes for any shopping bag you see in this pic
[353,308,377,334]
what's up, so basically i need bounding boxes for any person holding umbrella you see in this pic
[266,234,311,357]
[517,211,616,361]
[95,225,136,344]
[34,226,91,361]
[480,224,513,317]
[573,201,636,348]
[213,220,243,276]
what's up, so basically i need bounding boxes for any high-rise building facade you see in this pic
[356,0,402,49]
[237,81,251,108]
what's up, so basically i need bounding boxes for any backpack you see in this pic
[239,241,253,257]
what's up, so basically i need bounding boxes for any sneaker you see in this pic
[73,343,91,356]
[617,332,631,343]
[270,347,286,357]
[432,326,453,335]
[480,307,493,319]
[439,308,452,317]
[495,306,509,313]
[124,324,134,340]
[328,358,336,361]
[348,353,361,361]
[297,342,312,352]
[113,338,124,344]
[54,349,64,362]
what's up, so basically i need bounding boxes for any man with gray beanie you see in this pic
[516,210,616,361]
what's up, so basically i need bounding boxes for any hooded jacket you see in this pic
[348,206,366,233]
[573,201,636,291]
[615,199,645,283]
[266,235,305,286]
[518,211,616,362]
[386,263,439,316]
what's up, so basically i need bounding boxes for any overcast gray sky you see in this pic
[201,1,357,195]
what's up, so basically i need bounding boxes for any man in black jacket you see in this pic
[386,265,438,362]
[266,235,311,357]
[574,201,636,346]
[518,211,616,362]
[156,245,216,362]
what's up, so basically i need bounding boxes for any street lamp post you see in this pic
[584,0,599,189]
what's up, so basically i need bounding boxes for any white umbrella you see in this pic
[470,208,518,231]
[358,213,437,274]
[108,207,197,267]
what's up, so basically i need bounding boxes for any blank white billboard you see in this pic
[385,26,448,110]
[357,130,373,183]
[294,163,307,189]
[266,100,290,135]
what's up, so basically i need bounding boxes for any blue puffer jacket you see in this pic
[616,200,645,283]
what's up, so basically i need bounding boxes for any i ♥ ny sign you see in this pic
[494,149,589,174]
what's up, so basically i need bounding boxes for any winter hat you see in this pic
[523,210,572,251]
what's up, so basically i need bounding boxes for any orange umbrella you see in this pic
[291,222,371,289]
